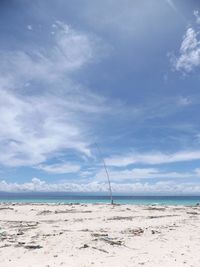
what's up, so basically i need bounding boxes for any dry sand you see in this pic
[0,203,200,267]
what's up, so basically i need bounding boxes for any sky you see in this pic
[1,0,200,194]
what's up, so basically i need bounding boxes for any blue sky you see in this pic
[1,0,200,194]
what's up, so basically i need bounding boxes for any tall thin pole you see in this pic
[95,143,114,205]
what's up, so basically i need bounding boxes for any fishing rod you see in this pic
[95,143,114,205]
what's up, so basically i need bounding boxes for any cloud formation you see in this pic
[106,150,200,167]
[37,162,81,174]
[95,167,198,181]
[1,3,200,193]
[0,89,92,167]
[0,22,109,168]
[165,0,177,12]
[0,21,100,86]
[171,27,200,73]
[0,177,200,194]
[194,10,200,24]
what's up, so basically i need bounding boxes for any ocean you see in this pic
[0,193,200,205]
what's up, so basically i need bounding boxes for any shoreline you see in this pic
[0,201,200,207]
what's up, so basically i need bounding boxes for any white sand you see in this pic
[0,203,200,267]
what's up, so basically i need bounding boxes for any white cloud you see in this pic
[106,150,200,167]
[0,22,110,167]
[0,178,200,193]
[27,25,33,31]
[95,167,199,181]
[0,89,92,167]
[194,168,200,175]
[194,10,200,24]
[171,27,200,73]
[177,96,191,106]
[166,0,177,12]
[1,21,102,86]
[37,162,81,174]
[53,21,98,71]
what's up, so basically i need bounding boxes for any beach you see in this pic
[0,203,200,267]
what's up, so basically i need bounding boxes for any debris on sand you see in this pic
[122,228,144,236]
[79,244,89,249]
[24,244,43,249]
[186,211,199,215]
[144,207,166,211]
[17,230,24,236]
[92,246,109,253]
[37,210,52,215]
[100,237,124,246]
[151,230,161,234]
[0,207,14,211]
[107,216,134,221]
[147,215,178,219]
[55,209,92,214]
[91,233,108,238]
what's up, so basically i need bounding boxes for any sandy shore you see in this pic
[0,203,200,267]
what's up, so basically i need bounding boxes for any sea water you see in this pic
[0,193,200,205]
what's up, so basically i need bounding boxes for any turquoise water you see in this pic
[0,193,200,205]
